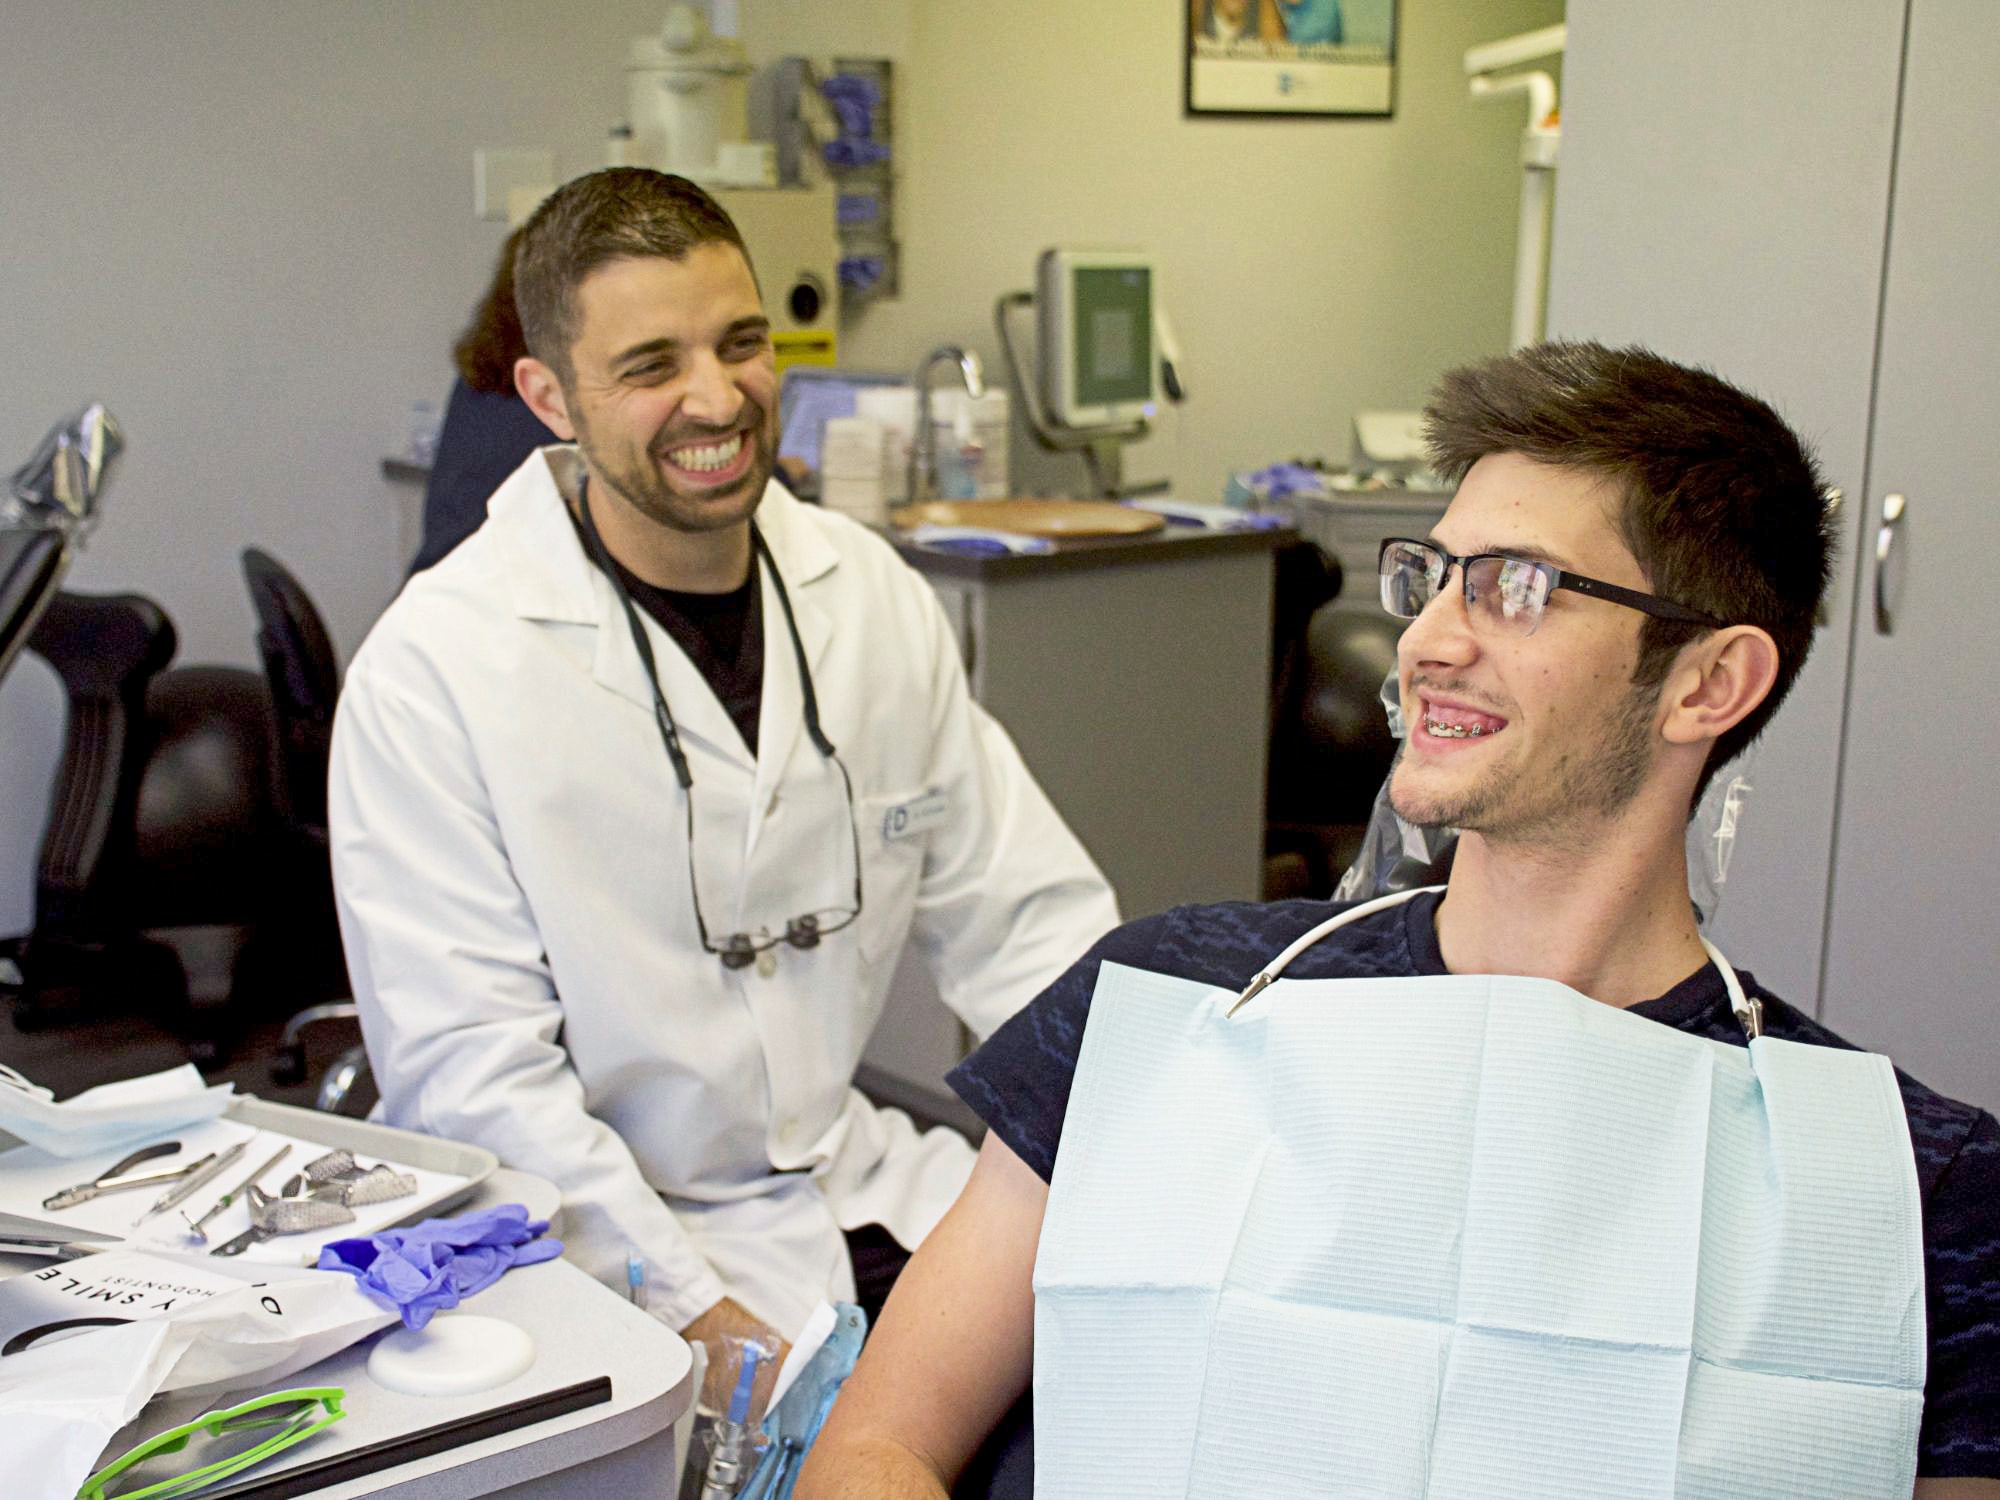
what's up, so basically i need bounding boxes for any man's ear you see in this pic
[514,356,575,441]
[1660,625,1781,748]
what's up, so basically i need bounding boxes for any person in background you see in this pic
[1276,0,1343,45]
[1194,0,1271,43]
[409,227,555,574]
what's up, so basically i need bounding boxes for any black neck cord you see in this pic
[570,471,862,950]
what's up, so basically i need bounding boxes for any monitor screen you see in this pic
[1071,266,1153,410]
[778,367,903,474]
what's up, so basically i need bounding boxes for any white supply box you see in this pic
[1286,481,1454,611]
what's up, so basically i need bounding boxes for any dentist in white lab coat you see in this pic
[328,170,1116,1360]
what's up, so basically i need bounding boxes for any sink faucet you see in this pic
[905,345,986,506]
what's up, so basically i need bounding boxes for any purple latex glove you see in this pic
[316,1203,562,1330]
[818,75,881,136]
[1249,461,1327,500]
[823,138,890,167]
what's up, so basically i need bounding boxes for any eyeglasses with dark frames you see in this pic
[1378,536,1725,637]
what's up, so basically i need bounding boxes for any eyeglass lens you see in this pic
[1380,541,1553,635]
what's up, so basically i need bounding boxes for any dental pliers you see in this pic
[40,1141,193,1211]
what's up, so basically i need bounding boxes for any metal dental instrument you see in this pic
[210,1182,354,1258]
[297,1148,358,1185]
[132,1140,247,1229]
[310,1164,418,1209]
[181,1143,292,1244]
[41,1141,184,1211]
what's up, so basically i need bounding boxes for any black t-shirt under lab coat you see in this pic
[611,560,764,756]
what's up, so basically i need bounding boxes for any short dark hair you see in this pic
[512,168,750,382]
[1424,340,1834,799]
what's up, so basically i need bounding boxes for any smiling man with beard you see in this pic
[327,170,1116,1390]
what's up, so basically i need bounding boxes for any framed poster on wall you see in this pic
[1186,0,1397,118]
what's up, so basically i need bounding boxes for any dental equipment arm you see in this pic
[1154,305,1187,403]
[795,1131,1047,1500]
[2,404,122,684]
[7,402,122,531]
[1464,24,1563,351]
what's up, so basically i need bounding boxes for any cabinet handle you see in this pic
[1874,492,1906,636]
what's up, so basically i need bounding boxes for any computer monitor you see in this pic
[1036,249,1158,429]
[777,365,905,477]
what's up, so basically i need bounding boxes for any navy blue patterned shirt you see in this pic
[948,892,2000,1479]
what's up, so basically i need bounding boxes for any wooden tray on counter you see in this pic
[892,499,1166,538]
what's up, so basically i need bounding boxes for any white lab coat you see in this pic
[329,447,1116,1336]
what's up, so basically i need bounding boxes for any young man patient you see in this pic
[796,341,2000,1499]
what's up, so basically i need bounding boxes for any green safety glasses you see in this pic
[77,1387,346,1500]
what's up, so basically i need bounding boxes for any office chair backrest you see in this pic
[26,591,179,928]
[240,548,340,832]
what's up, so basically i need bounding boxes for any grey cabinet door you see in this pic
[1818,0,2000,1111]
[1546,0,1905,1005]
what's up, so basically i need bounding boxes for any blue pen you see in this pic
[626,1253,647,1310]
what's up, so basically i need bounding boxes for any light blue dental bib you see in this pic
[1032,898,1926,1498]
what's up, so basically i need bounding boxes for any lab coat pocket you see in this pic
[857,789,934,969]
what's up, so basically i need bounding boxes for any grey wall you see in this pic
[0,0,663,934]
[1,0,1559,936]
[756,0,1566,503]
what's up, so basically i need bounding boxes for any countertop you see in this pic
[885,517,1293,580]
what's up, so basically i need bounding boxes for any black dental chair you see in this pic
[0,408,219,1043]
[4,410,349,1065]
[1263,541,1405,898]
[241,547,368,1111]
[11,589,293,1060]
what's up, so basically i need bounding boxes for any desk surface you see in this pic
[2,1118,691,1500]
[186,1253,690,1500]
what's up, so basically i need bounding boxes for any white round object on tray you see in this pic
[366,1313,535,1397]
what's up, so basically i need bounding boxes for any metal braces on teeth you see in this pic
[1427,720,1488,738]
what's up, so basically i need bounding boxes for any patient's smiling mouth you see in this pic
[1419,694,1509,743]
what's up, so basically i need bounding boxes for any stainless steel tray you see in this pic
[223,1096,498,1232]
